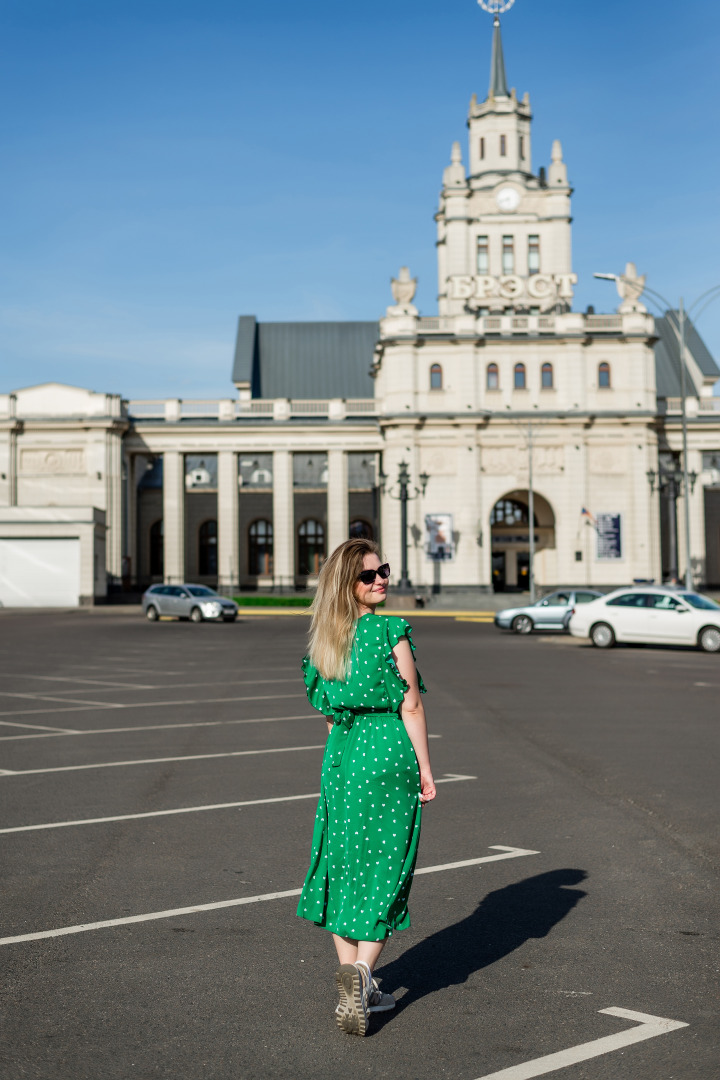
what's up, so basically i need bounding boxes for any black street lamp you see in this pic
[647,462,697,583]
[379,462,429,590]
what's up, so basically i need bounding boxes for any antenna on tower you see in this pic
[478,0,516,98]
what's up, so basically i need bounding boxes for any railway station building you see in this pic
[1,19,719,606]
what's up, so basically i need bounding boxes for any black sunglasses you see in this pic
[357,563,391,586]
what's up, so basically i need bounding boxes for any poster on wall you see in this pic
[596,512,622,560]
[425,514,454,561]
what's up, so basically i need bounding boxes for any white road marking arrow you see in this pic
[414,847,540,876]
[474,1007,689,1080]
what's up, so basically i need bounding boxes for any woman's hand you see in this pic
[419,770,436,805]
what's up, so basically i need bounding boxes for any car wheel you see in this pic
[590,622,615,648]
[146,605,159,622]
[189,606,203,623]
[512,614,533,635]
[698,626,720,653]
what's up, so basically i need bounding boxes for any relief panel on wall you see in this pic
[20,449,85,474]
[588,447,627,475]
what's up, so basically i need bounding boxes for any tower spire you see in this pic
[488,15,508,98]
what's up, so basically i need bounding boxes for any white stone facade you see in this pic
[1,20,719,604]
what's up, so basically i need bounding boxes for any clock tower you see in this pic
[437,13,576,315]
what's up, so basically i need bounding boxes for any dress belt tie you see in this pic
[328,709,395,768]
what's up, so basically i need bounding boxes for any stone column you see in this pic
[272,450,294,588]
[327,449,348,554]
[105,430,124,585]
[217,450,239,594]
[126,454,139,586]
[163,450,185,583]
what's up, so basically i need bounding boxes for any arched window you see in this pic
[490,499,538,527]
[350,519,373,540]
[248,519,273,575]
[598,362,611,388]
[198,520,217,576]
[149,519,163,577]
[298,519,325,576]
[541,362,554,389]
[514,363,526,390]
[487,363,499,390]
[430,364,443,390]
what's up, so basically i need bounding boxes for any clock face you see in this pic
[495,186,520,212]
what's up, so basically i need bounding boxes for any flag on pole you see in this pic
[581,507,597,529]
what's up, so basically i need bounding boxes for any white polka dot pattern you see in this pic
[297,615,425,941]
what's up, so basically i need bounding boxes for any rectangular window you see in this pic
[500,134,507,157]
[528,235,540,275]
[479,137,485,160]
[476,235,489,274]
[519,136,525,160]
[502,235,514,274]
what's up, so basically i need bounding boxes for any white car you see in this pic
[568,587,720,652]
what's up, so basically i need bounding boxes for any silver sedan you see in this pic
[142,584,239,623]
[494,589,603,634]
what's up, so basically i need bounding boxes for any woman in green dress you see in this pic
[297,537,436,1035]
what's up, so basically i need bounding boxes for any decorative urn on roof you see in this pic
[387,266,418,317]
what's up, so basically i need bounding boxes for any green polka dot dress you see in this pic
[297,614,427,942]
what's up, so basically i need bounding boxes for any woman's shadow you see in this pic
[376,869,587,1012]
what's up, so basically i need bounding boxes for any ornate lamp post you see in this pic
[379,462,429,590]
[646,462,697,583]
[595,271,720,590]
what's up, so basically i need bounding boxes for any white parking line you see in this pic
[0,712,318,742]
[0,720,82,733]
[0,845,537,946]
[0,691,303,719]
[0,675,158,689]
[473,1007,688,1080]
[0,693,128,708]
[0,773,477,834]
[0,676,300,697]
[0,743,326,777]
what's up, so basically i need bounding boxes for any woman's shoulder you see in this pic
[364,612,413,642]
[379,612,410,626]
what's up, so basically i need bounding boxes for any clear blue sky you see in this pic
[1,0,719,399]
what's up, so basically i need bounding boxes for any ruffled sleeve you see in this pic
[301,655,335,718]
[382,617,427,711]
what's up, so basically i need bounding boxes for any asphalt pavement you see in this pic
[0,611,717,1079]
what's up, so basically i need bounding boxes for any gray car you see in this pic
[142,584,238,623]
[494,589,603,634]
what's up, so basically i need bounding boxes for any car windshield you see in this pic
[186,586,218,597]
[679,592,720,611]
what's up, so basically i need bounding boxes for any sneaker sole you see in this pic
[335,965,369,1036]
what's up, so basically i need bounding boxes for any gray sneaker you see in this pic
[367,978,395,1013]
[335,964,370,1036]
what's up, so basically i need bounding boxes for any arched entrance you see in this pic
[490,491,555,592]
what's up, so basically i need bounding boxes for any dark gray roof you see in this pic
[654,312,719,399]
[232,317,379,399]
[488,16,508,98]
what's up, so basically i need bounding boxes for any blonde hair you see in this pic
[308,538,380,681]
